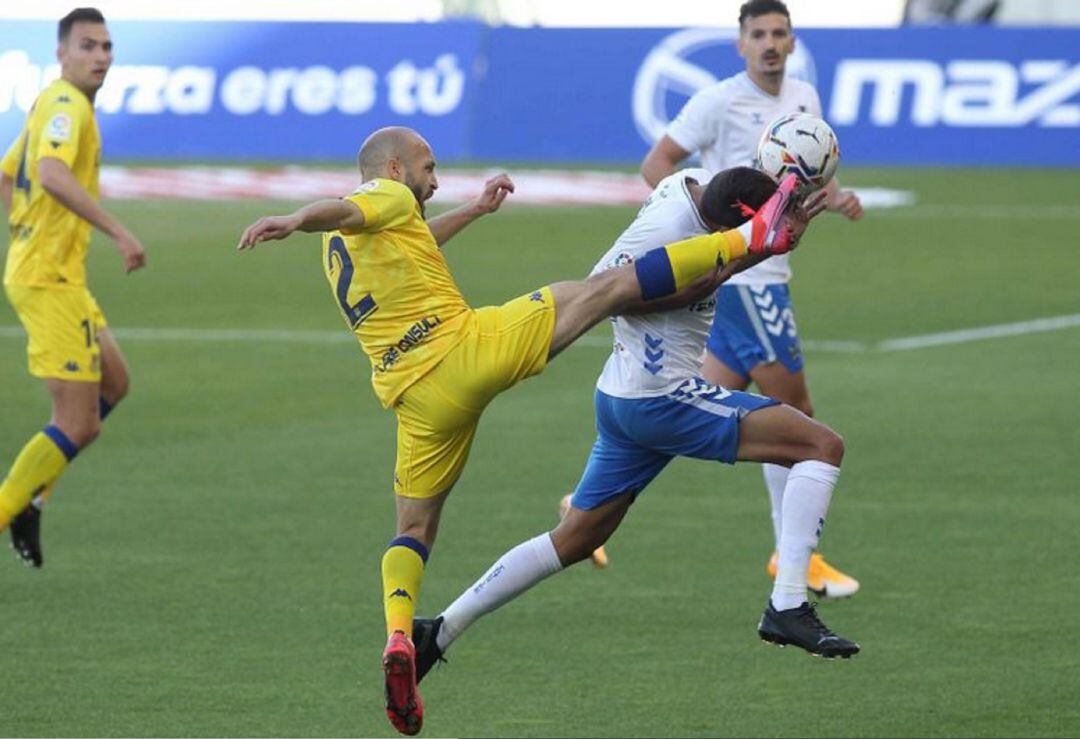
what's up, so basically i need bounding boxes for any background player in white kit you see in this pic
[640,0,864,598]
[407,167,860,680]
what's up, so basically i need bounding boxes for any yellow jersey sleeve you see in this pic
[33,92,86,168]
[1,132,22,178]
[341,178,419,235]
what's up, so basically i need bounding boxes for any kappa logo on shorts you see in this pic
[62,361,80,373]
[529,291,545,303]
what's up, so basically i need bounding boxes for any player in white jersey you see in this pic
[640,0,863,598]
[405,167,860,681]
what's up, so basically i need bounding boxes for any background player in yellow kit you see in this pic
[237,126,807,736]
[0,8,147,567]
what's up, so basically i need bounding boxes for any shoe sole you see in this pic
[383,650,422,736]
[809,582,860,601]
[757,628,860,660]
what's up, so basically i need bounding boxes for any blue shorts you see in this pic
[706,284,803,381]
[571,379,778,511]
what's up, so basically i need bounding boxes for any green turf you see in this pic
[2,167,1079,737]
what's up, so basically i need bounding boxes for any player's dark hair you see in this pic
[738,0,791,28]
[699,167,777,230]
[58,8,106,42]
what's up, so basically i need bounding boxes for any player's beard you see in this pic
[404,179,428,217]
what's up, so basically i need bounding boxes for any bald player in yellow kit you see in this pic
[238,126,806,735]
[0,8,146,567]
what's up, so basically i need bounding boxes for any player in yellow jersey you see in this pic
[0,8,146,568]
[238,126,810,736]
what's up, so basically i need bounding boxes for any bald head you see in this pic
[357,126,428,179]
[355,126,439,212]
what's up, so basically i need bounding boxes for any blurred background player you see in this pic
[410,167,859,685]
[640,0,863,598]
[0,7,147,567]
[236,126,805,735]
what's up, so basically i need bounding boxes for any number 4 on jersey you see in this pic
[327,236,378,328]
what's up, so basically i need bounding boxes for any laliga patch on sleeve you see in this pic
[351,180,379,195]
[46,113,72,142]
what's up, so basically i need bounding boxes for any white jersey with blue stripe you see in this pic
[592,168,714,399]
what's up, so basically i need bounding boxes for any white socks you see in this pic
[770,460,840,611]
[762,463,789,548]
[437,533,563,652]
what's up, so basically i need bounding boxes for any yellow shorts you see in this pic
[4,284,107,382]
[393,286,556,498]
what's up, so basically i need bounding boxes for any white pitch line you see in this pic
[877,313,1080,352]
[2,313,1079,353]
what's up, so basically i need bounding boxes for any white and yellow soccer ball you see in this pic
[756,113,840,196]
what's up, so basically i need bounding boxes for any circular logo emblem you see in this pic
[631,27,817,144]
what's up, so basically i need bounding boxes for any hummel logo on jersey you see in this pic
[751,112,765,124]
[389,588,413,601]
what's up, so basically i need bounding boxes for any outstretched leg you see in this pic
[735,405,859,658]
[427,493,633,663]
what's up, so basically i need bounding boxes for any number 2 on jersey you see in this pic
[327,236,377,329]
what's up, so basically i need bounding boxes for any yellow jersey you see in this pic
[1,78,101,288]
[323,178,472,408]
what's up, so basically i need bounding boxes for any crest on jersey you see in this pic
[631,28,817,145]
[46,112,72,142]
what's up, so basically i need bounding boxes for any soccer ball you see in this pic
[756,113,840,196]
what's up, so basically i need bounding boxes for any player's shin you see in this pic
[770,460,839,611]
[437,533,563,652]
[382,537,429,638]
[633,230,749,301]
[32,396,114,510]
[0,426,78,531]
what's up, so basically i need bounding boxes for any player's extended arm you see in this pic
[237,198,365,250]
[640,136,692,188]
[0,172,12,212]
[38,157,147,273]
[427,173,514,247]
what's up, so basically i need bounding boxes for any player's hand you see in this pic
[237,214,301,250]
[778,190,829,251]
[827,188,863,221]
[115,231,147,274]
[471,173,515,215]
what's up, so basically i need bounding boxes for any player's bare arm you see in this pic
[237,198,365,250]
[427,173,514,247]
[641,135,692,188]
[0,172,12,212]
[823,178,863,221]
[37,156,146,273]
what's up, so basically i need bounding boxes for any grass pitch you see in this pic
[1,168,1079,737]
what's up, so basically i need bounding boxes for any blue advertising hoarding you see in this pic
[0,21,1076,165]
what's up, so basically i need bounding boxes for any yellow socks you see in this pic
[382,536,429,638]
[0,426,78,530]
[634,230,749,301]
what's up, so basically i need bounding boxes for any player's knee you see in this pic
[103,367,131,404]
[68,417,102,448]
[813,426,844,467]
